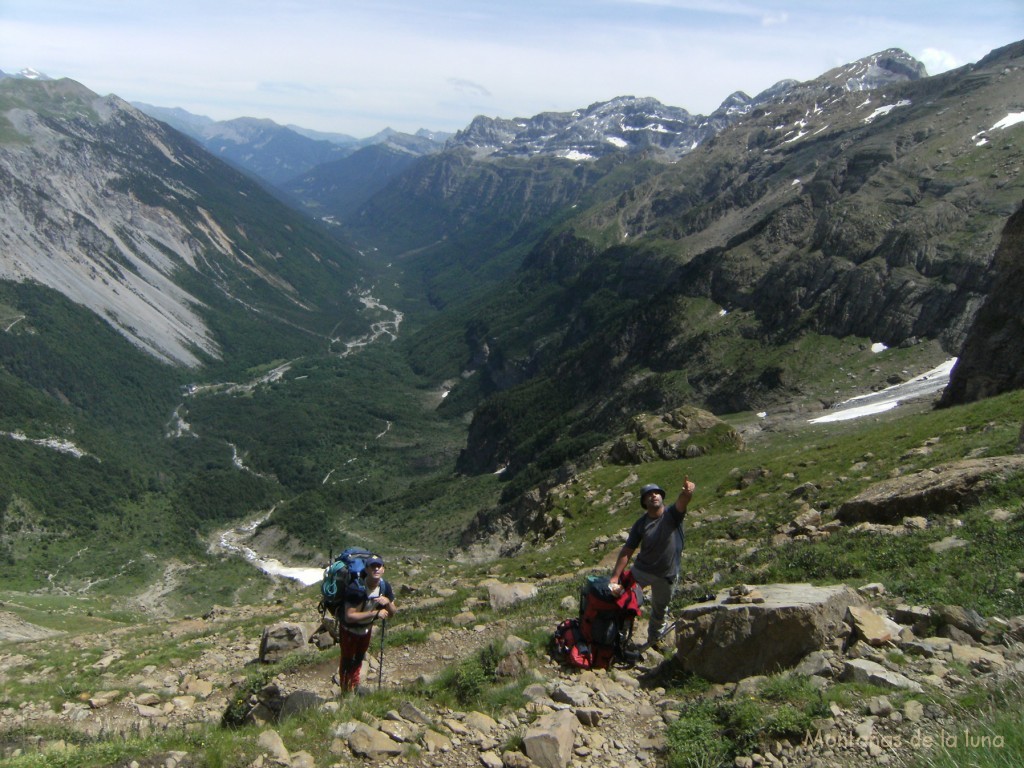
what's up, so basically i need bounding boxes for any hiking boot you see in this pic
[640,637,670,657]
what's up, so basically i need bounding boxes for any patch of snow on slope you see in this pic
[863,100,911,123]
[808,359,956,424]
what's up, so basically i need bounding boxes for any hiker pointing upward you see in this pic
[609,477,694,650]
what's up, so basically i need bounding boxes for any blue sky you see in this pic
[2,1,1020,137]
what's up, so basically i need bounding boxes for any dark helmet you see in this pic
[639,483,666,507]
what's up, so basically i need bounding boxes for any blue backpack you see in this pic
[318,547,386,616]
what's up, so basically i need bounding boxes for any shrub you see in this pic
[451,656,489,705]
[667,701,734,768]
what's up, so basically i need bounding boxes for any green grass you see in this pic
[420,639,532,714]
[906,678,1024,768]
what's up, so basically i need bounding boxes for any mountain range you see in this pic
[1,41,1022,580]
[131,102,452,187]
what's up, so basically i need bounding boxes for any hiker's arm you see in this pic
[674,477,695,514]
[344,604,371,623]
[372,593,397,619]
[345,603,390,623]
[609,546,635,583]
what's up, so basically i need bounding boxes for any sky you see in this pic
[2,1,1021,138]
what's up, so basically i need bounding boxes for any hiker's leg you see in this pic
[633,567,673,645]
[339,629,371,691]
[649,576,676,644]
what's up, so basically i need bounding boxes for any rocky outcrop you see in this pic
[940,200,1024,406]
[674,583,864,682]
[608,406,743,465]
[835,456,1024,524]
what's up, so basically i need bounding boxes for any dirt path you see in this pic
[285,618,524,698]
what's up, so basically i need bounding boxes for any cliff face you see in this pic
[940,200,1024,406]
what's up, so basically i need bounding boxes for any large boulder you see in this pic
[486,582,538,611]
[675,583,863,682]
[259,621,317,663]
[836,456,1024,524]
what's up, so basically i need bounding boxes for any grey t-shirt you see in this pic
[625,504,685,581]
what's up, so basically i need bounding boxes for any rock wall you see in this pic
[940,200,1024,406]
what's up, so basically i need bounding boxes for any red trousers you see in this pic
[338,626,372,691]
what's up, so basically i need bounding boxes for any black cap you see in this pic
[639,483,666,507]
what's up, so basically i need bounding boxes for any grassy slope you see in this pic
[490,387,1024,617]
[1,387,1022,767]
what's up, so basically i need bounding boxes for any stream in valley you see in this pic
[213,514,325,586]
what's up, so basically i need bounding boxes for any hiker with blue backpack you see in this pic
[609,477,695,651]
[336,554,396,692]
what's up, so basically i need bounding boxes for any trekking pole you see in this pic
[651,591,717,645]
[377,619,387,691]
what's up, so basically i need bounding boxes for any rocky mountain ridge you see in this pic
[445,49,926,162]
[432,40,1024,479]
[0,68,50,82]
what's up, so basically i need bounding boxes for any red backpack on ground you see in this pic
[552,570,643,669]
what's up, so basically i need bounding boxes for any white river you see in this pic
[213,514,324,586]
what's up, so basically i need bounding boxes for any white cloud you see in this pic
[761,12,790,27]
[918,47,962,74]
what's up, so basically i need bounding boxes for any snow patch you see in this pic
[809,359,956,424]
[973,113,1024,146]
[863,100,911,123]
[991,112,1024,131]
[809,400,899,423]
[214,514,323,586]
